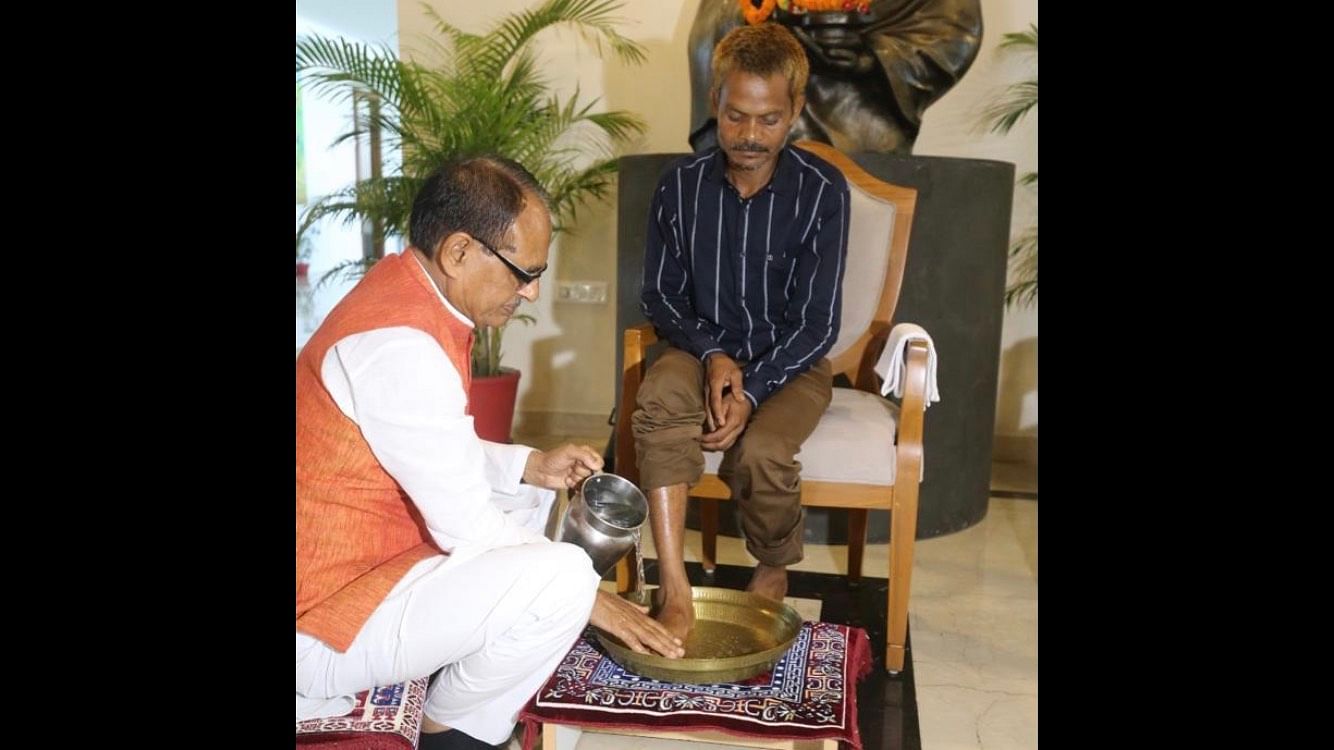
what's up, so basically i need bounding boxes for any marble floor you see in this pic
[511,427,1037,750]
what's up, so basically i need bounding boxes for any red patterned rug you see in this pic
[296,677,427,749]
[520,621,872,750]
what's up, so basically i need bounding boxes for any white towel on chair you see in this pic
[875,323,941,405]
[875,323,939,481]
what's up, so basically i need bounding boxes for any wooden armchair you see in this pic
[615,140,931,672]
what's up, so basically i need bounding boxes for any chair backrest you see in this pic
[792,140,918,383]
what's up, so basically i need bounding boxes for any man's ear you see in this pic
[790,92,806,124]
[436,231,472,280]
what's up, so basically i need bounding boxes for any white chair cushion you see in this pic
[703,387,899,485]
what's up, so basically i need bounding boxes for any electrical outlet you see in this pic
[556,281,608,304]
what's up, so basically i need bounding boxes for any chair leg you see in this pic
[886,643,907,673]
[846,509,868,582]
[886,502,920,673]
[700,499,718,573]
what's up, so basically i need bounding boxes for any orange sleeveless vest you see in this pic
[296,252,474,652]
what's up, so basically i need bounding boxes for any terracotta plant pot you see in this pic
[470,367,521,443]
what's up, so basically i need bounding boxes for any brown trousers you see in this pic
[631,347,832,566]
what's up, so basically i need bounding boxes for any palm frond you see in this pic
[467,0,646,81]
[297,177,421,246]
[586,109,648,142]
[546,159,622,231]
[1004,279,1037,309]
[999,24,1037,52]
[317,257,377,291]
[1008,227,1037,259]
[420,4,477,52]
[977,22,1037,137]
[981,80,1036,135]
[1004,227,1037,309]
[296,35,406,113]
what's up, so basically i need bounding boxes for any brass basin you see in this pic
[592,586,803,683]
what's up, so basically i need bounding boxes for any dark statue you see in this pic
[688,0,983,154]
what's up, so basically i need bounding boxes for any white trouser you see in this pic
[296,486,599,744]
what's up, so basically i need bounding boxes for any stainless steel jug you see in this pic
[555,473,648,576]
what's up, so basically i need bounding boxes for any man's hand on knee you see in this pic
[700,396,752,451]
[705,352,747,429]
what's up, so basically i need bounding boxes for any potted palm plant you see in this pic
[296,0,646,441]
[980,23,1037,309]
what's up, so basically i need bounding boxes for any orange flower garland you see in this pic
[740,0,873,25]
[741,0,778,24]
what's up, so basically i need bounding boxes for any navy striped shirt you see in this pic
[641,146,850,406]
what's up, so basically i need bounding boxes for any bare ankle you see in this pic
[661,577,692,596]
[655,564,692,597]
[654,589,696,642]
[746,564,789,601]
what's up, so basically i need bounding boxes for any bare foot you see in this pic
[746,563,788,603]
[653,587,696,643]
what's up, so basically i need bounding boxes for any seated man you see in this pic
[297,156,682,750]
[633,23,850,640]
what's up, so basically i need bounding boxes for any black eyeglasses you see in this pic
[471,235,547,287]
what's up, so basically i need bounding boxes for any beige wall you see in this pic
[397,0,1036,446]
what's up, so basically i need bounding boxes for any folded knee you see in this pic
[542,542,601,605]
[732,431,796,470]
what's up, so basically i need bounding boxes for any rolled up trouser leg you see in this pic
[632,347,708,491]
[717,358,832,566]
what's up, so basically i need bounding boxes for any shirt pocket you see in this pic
[765,250,797,274]
[765,251,798,296]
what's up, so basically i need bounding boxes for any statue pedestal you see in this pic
[613,152,1014,541]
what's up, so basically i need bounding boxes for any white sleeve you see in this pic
[480,439,535,495]
[321,327,545,554]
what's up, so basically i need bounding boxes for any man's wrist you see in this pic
[521,448,542,485]
[742,373,768,406]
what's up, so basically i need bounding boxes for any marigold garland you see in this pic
[739,0,872,25]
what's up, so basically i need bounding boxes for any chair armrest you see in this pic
[855,323,928,488]
[893,339,930,489]
[616,324,658,481]
[624,323,658,367]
